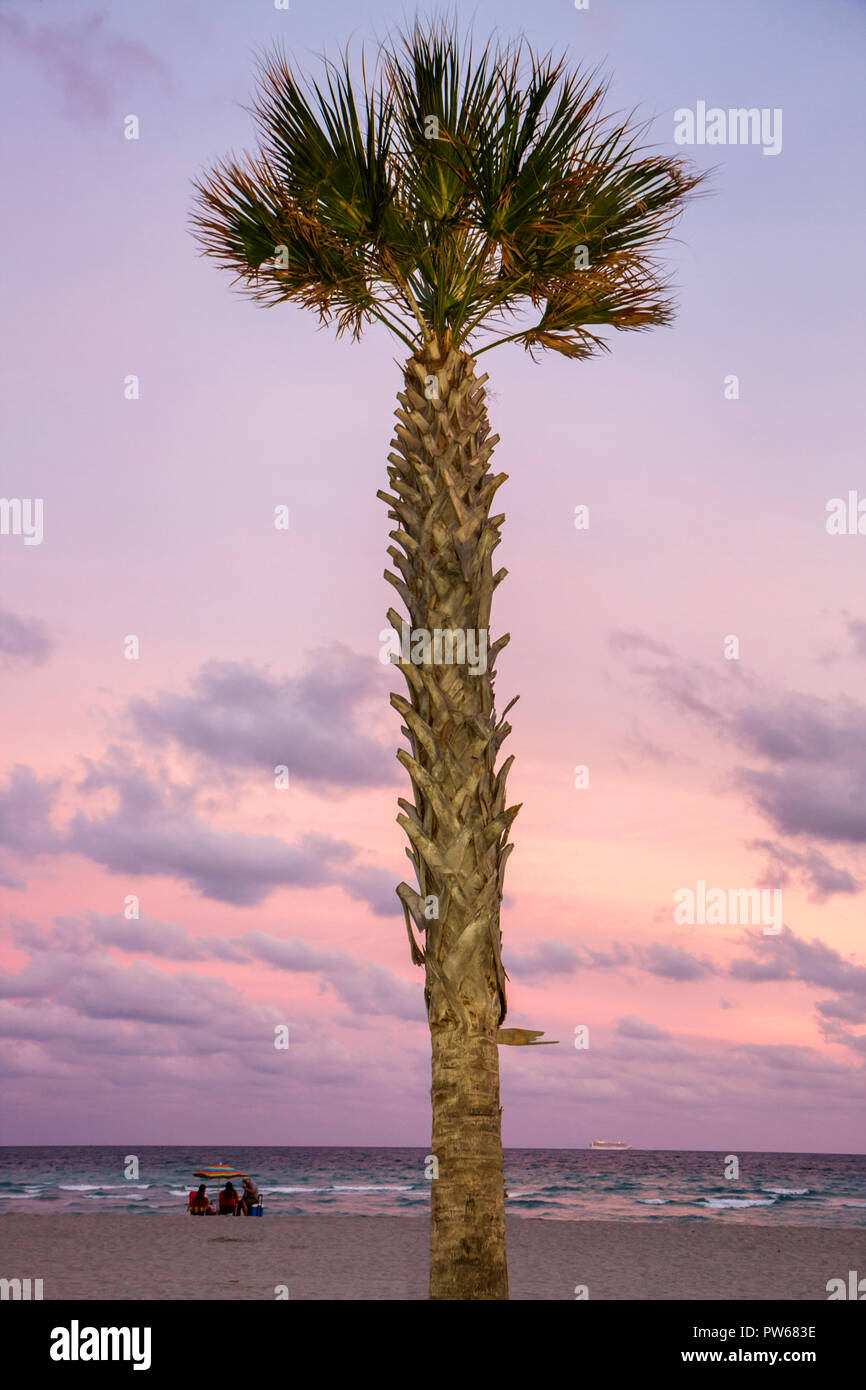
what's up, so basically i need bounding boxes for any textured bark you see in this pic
[379,331,518,1300]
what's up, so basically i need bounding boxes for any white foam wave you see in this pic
[331,1185,415,1192]
[82,1192,147,1201]
[703,1197,776,1209]
[59,1183,150,1191]
[763,1187,809,1196]
[264,1186,333,1194]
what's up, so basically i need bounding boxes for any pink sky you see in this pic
[0,0,864,1149]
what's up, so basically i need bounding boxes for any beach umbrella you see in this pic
[193,1166,247,1180]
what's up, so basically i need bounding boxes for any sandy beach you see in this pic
[2,1215,862,1300]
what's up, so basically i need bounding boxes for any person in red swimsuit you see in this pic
[218,1181,239,1215]
[189,1184,214,1214]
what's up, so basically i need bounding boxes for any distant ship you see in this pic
[590,1139,632,1150]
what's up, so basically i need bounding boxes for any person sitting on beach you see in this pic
[218,1181,239,1215]
[189,1184,214,1215]
[239,1177,260,1215]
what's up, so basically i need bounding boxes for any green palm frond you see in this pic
[190,19,706,357]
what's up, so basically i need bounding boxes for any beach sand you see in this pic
[2,1215,862,1300]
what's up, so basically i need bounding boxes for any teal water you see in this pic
[0,1147,864,1223]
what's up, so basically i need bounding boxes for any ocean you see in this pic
[1,1147,864,1224]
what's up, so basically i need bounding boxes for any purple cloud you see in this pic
[84,912,251,964]
[129,647,397,793]
[617,1015,671,1040]
[0,609,53,665]
[60,754,396,910]
[729,926,866,998]
[505,938,636,981]
[748,839,860,902]
[0,766,61,853]
[846,618,866,659]
[0,8,169,122]
[730,926,866,1042]
[68,799,351,906]
[638,942,715,981]
[0,752,401,913]
[613,630,866,849]
[8,915,422,1022]
[0,766,63,885]
[503,939,582,981]
[240,931,423,1021]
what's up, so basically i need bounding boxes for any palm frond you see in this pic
[190,19,706,358]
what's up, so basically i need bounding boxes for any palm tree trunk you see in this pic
[379,331,518,1300]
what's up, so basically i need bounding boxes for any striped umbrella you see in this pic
[193,1166,247,1180]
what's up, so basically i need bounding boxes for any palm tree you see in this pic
[191,19,702,1301]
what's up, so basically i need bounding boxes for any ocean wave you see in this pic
[266,1186,337,1194]
[59,1183,150,1191]
[702,1197,776,1209]
[331,1185,415,1192]
[763,1187,809,1196]
[81,1192,148,1201]
[637,1198,671,1205]
[507,1183,579,1197]
[255,1184,418,1194]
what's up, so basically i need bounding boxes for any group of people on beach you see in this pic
[188,1177,259,1216]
